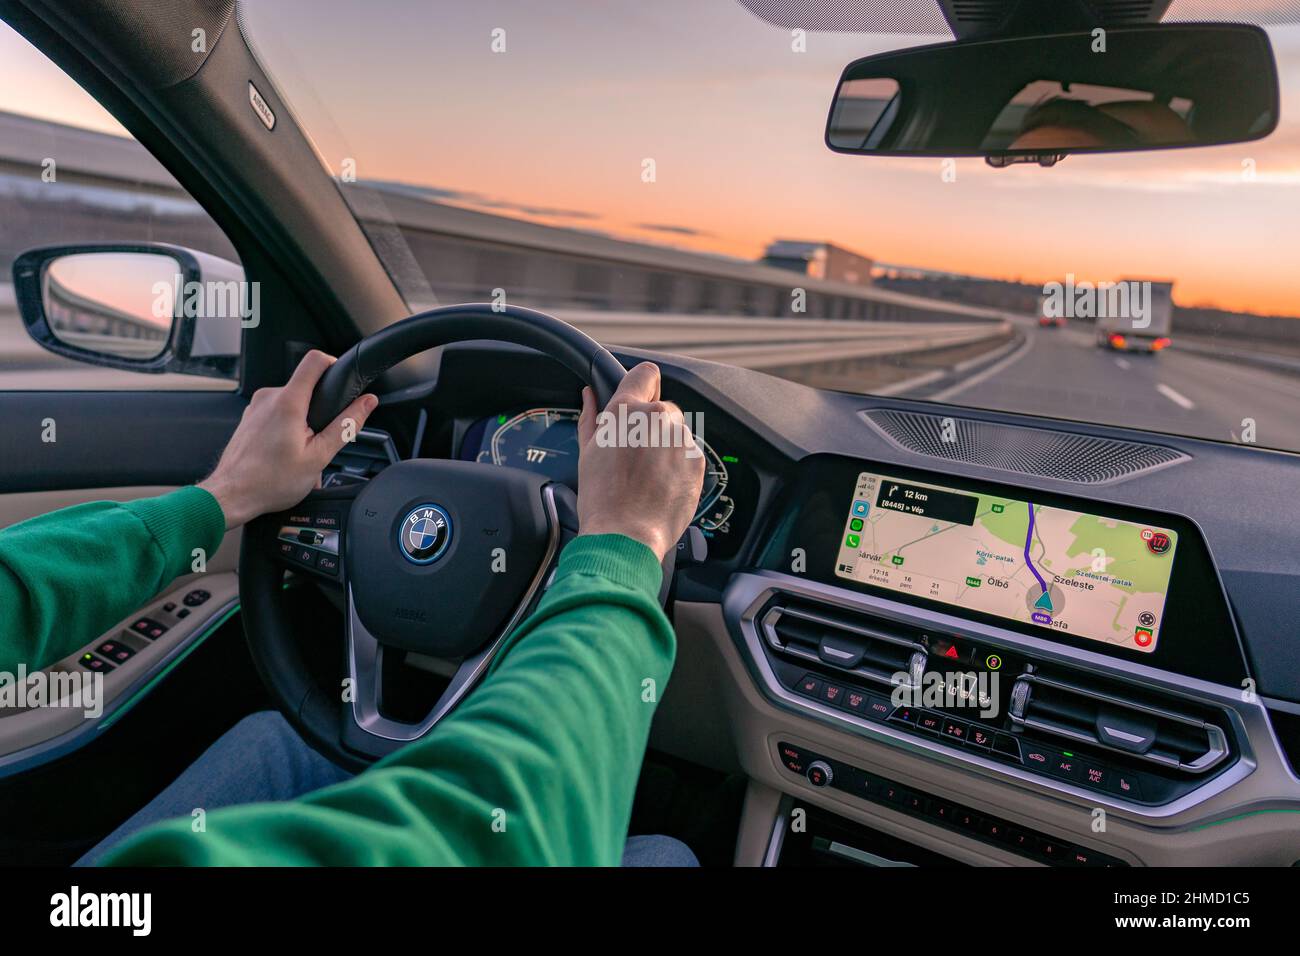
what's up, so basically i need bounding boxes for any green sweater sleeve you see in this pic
[103,533,676,866]
[0,486,226,672]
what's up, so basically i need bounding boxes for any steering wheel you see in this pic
[239,304,629,769]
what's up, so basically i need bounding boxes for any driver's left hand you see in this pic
[199,351,379,530]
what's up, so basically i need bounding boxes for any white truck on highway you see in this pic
[1096,278,1174,353]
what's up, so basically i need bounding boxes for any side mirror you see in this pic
[826,24,1279,163]
[11,242,247,378]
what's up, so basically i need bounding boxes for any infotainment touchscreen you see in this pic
[834,472,1179,653]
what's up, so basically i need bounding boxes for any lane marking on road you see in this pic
[878,334,1027,397]
[1114,358,1131,370]
[1155,383,1195,410]
[873,368,945,397]
[931,336,1034,402]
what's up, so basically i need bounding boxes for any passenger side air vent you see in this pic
[760,598,926,693]
[861,408,1188,484]
[323,428,400,487]
[1009,672,1230,774]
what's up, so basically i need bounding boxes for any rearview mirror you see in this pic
[826,24,1279,163]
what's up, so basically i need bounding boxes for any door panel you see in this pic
[0,390,243,493]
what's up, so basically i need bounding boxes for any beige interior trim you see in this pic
[0,486,243,773]
[0,572,240,772]
[0,486,241,577]
[655,601,1300,867]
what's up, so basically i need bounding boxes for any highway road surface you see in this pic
[904,317,1300,454]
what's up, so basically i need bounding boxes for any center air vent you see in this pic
[761,598,926,692]
[1009,672,1229,773]
[861,408,1188,484]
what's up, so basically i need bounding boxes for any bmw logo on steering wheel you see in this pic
[398,504,452,565]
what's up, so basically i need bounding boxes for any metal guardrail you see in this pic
[556,311,1011,369]
[1169,337,1300,377]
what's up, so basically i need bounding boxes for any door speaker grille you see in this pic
[861,409,1188,484]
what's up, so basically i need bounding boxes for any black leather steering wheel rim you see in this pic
[306,302,628,432]
[240,304,625,770]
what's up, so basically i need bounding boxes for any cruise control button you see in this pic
[314,511,341,529]
[317,554,340,576]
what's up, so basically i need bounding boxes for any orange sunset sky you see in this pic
[2,0,1298,316]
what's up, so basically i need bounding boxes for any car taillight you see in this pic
[1152,337,1172,350]
[1109,333,1127,348]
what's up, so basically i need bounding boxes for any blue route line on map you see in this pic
[1024,501,1049,600]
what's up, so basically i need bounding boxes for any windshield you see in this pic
[242,0,1300,454]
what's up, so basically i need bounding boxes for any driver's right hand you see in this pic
[575,362,706,562]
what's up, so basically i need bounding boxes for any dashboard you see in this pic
[354,342,1300,866]
[457,406,755,554]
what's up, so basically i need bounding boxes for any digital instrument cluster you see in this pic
[459,407,743,540]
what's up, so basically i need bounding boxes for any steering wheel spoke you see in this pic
[340,483,564,759]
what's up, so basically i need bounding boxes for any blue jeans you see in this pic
[78,711,698,867]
